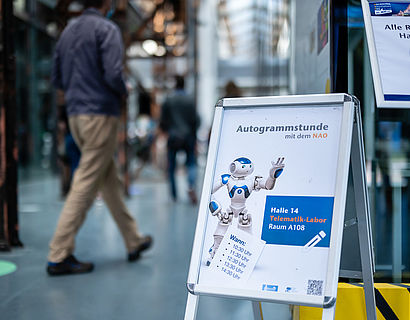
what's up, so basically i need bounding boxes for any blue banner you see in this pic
[384,94,410,101]
[370,2,410,16]
[261,195,334,248]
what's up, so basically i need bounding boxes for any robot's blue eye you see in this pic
[242,165,245,168]
[250,165,252,167]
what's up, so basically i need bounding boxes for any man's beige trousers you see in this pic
[49,115,141,262]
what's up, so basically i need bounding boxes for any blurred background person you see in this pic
[159,75,200,204]
[223,80,242,98]
[133,84,157,179]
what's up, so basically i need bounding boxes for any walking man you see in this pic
[47,0,152,275]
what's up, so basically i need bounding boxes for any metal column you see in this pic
[0,0,22,250]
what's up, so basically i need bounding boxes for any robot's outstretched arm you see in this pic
[255,157,285,190]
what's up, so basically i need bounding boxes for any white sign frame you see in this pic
[362,0,410,108]
[186,94,355,312]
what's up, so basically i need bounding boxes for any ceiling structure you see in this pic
[15,0,291,93]
[21,0,189,59]
[124,0,189,58]
[44,0,291,62]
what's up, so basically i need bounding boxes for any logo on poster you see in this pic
[285,287,298,293]
[262,284,278,292]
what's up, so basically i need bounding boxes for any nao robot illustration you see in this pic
[206,157,285,266]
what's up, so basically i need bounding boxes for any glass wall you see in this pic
[348,1,410,282]
[216,0,290,98]
[14,2,57,173]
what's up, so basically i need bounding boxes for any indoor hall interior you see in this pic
[1,0,410,319]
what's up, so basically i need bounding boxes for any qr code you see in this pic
[307,280,324,296]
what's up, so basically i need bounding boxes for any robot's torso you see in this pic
[220,174,257,213]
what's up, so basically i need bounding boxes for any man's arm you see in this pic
[51,46,63,90]
[98,24,128,96]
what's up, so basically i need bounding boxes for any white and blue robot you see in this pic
[206,157,285,266]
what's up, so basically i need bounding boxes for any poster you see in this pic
[369,1,410,103]
[317,0,329,54]
[197,105,343,299]
[292,0,330,94]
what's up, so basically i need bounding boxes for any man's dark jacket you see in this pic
[52,8,127,116]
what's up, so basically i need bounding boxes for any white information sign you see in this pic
[186,94,355,311]
[362,0,410,108]
[198,105,342,298]
[205,226,265,286]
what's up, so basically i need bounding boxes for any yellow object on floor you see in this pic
[294,283,410,320]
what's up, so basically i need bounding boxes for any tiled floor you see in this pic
[0,168,291,320]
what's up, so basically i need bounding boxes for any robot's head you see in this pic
[230,157,254,177]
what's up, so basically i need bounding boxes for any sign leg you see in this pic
[322,305,336,320]
[351,103,377,320]
[252,301,263,320]
[184,293,199,320]
[392,182,402,282]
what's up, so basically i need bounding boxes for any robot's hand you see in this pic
[209,200,222,216]
[269,157,285,179]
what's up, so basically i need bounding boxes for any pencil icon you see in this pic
[303,231,326,251]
